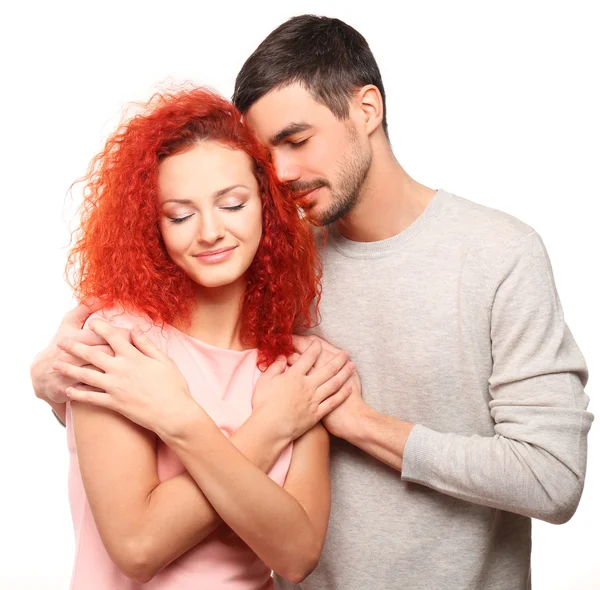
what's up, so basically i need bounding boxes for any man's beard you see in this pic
[290,130,372,226]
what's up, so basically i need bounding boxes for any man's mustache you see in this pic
[288,179,330,197]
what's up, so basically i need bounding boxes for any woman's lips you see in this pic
[194,246,237,264]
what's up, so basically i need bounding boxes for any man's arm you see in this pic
[397,231,592,523]
[31,301,106,424]
[302,232,593,524]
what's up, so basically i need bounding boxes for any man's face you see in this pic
[245,83,372,225]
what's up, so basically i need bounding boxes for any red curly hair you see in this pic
[67,86,321,367]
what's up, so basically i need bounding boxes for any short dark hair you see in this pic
[233,15,388,136]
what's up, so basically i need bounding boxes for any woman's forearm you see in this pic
[134,406,294,578]
[162,404,321,581]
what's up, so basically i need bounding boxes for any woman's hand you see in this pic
[289,336,367,440]
[52,319,196,440]
[252,339,355,442]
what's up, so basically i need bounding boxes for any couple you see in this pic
[32,15,592,590]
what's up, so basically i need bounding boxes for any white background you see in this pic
[2,1,598,588]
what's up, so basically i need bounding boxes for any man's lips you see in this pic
[292,186,322,206]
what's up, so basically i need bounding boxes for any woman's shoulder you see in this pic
[86,305,149,329]
[85,305,168,348]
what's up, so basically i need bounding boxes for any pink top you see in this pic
[66,310,293,589]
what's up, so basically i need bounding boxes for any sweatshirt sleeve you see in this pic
[401,231,593,524]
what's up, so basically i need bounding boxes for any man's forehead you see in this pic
[245,85,322,143]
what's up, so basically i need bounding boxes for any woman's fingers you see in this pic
[87,320,133,356]
[52,359,107,391]
[75,329,110,347]
[315,361,355,402]
[263,355,288,378]
[287,339,322,376]
[317,381,353,420]
[57,339,114,372]
[66,386,116,411]
[131,327,169,362]
[310,351,352,395]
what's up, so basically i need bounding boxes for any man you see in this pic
[32,15,592,590]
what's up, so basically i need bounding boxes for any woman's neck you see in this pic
[175,278,249,350]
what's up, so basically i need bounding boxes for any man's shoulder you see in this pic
[444,193,533,240]
[439,191,538,259]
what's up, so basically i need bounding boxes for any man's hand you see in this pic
[30,301,109,404]
[290,335,370,440]
[252,339,355,442]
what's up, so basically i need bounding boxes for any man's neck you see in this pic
[336,141,436,243]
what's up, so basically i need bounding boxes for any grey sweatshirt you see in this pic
[278,190,592,590]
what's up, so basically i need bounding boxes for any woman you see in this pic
[52,87,355,588]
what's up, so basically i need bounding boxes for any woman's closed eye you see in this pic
[169,214,194,224]
[221,203,246,211]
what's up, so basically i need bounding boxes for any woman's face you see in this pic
[158,141,263,291]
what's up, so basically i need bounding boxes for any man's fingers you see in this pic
[322,341,342,355]
[291,334,318,354]
[292,334,342,356]
[317,382,353,420]
[288,339,322,375]
[292,335,342,372]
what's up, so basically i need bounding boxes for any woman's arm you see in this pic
[71,398,299,583]
[281,424,331,580]
[61,321,352,583]
[163,406,331,583]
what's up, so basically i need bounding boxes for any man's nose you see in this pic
[272,151,302,184]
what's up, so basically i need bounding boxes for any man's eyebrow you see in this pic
[270,122,312,146]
